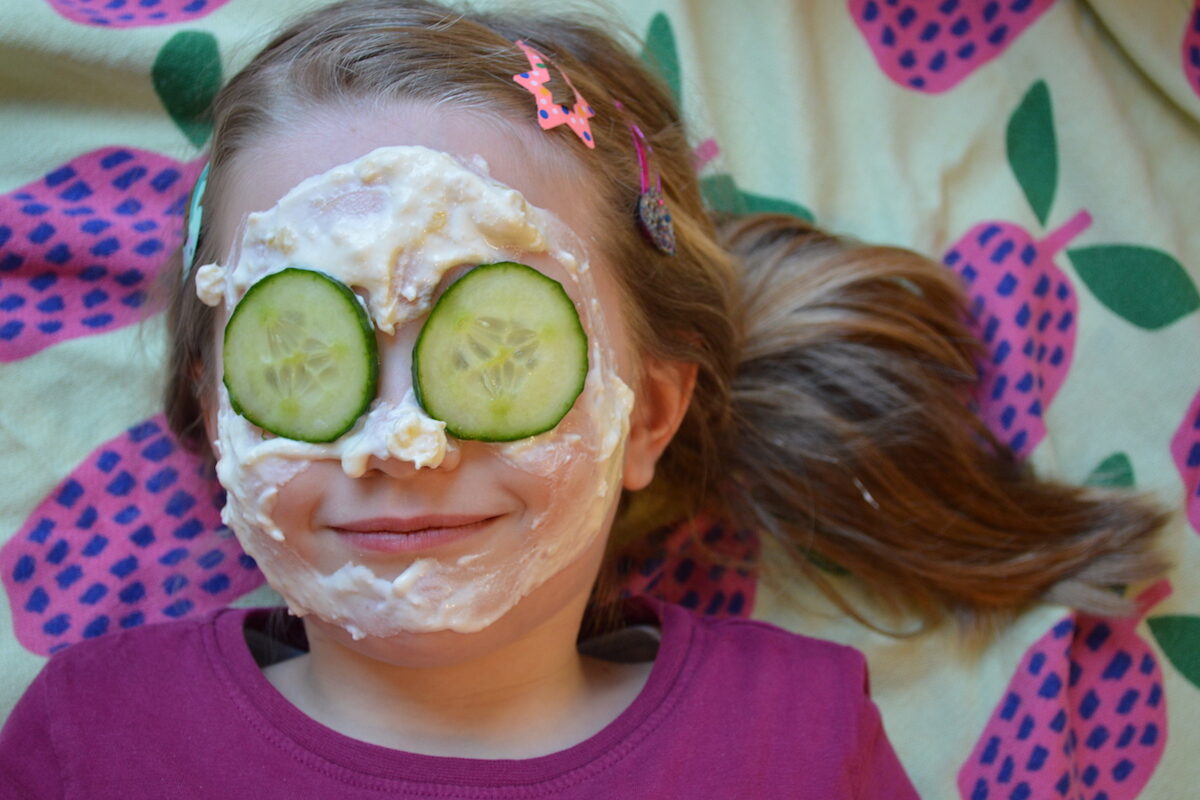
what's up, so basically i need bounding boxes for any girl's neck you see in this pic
[262,599,654,759]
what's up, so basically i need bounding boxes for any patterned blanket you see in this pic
[1,1,1197,797]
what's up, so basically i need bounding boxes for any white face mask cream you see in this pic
[196,146,633,639]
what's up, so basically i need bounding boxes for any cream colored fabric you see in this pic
[1,1,1196,798]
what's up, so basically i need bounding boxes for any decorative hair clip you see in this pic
[182,162,209,279]
[628,123,676,256]
[512,40,596,149]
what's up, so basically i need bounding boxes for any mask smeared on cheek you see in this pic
[195,146,633,638]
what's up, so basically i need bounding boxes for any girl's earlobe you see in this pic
[621,358,697,491]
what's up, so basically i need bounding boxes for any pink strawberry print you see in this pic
[943,210,1091,458]
[1170,385,1200,535]
[0,148,203,363]
[617,514,757,617]
[849,0,1057,93]
[1185,1,1200,99]
[45,0,229,28]
[1,416,262,656]
[958,580,1171,800]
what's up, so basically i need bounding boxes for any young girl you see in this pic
[0,0,1164,796]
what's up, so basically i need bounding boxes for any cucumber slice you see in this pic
[223,268,378,443]
[413,262,588,442]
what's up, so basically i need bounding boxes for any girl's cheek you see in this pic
[246,458,376,577]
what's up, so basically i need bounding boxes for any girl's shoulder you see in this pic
[26,606,252,714]
[0,607,254,796]
[653,599,872,700]
[659,597,865,656]
[633,599,917,797]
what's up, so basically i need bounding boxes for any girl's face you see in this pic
[200,102,676,654]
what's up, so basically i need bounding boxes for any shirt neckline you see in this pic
[204,598,697,788]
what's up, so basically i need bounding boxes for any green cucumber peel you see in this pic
[223,267,379,443]
[412,261,588,442]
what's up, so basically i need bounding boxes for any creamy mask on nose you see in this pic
[195,146,633,638]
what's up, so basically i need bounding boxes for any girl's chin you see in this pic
[300,601,552,669]
[292,537,607,668]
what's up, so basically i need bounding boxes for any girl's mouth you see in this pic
[331,514,500,554]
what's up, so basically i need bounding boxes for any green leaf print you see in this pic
[1007,80,1057,227]
[701,174,814,221]
[1085,452,1136,488]
[640,12,682,108]
[152,32,222,148]
[1147,615,1200,691]
[1068,245,1200,330]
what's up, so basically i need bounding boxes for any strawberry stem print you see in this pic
[958,580,1173,800]
[1084,452,1135,489]
[636,14,815,223]
[849,0,1058,93]
[1147,614,1200,692]
[640,12,682,108]
[1007,81,1055,226]
[692,137,720,171]
[701,174,815,221]
[152,32,223,148]
[44,0,230,28]
[1068,245,1199,331]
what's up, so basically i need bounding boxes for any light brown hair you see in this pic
[164,0,1166,635]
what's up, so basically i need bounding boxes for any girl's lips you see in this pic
[330,515,499,554]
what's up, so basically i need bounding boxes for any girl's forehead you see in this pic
[208,101,638,377]
[215,100,600,254]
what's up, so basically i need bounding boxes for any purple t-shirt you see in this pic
[0,600,920,798]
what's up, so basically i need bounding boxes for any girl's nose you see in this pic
[339,391,461,478]
[363,436,461,478]
[342,314,466,477]
[377,323,419,400]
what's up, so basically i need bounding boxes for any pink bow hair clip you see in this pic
[512,40,596,149]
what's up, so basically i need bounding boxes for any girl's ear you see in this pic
[622,357,697,491]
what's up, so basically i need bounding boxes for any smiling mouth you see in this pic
[331,515,499,553]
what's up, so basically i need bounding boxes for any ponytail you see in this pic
[712,213,1167,632]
